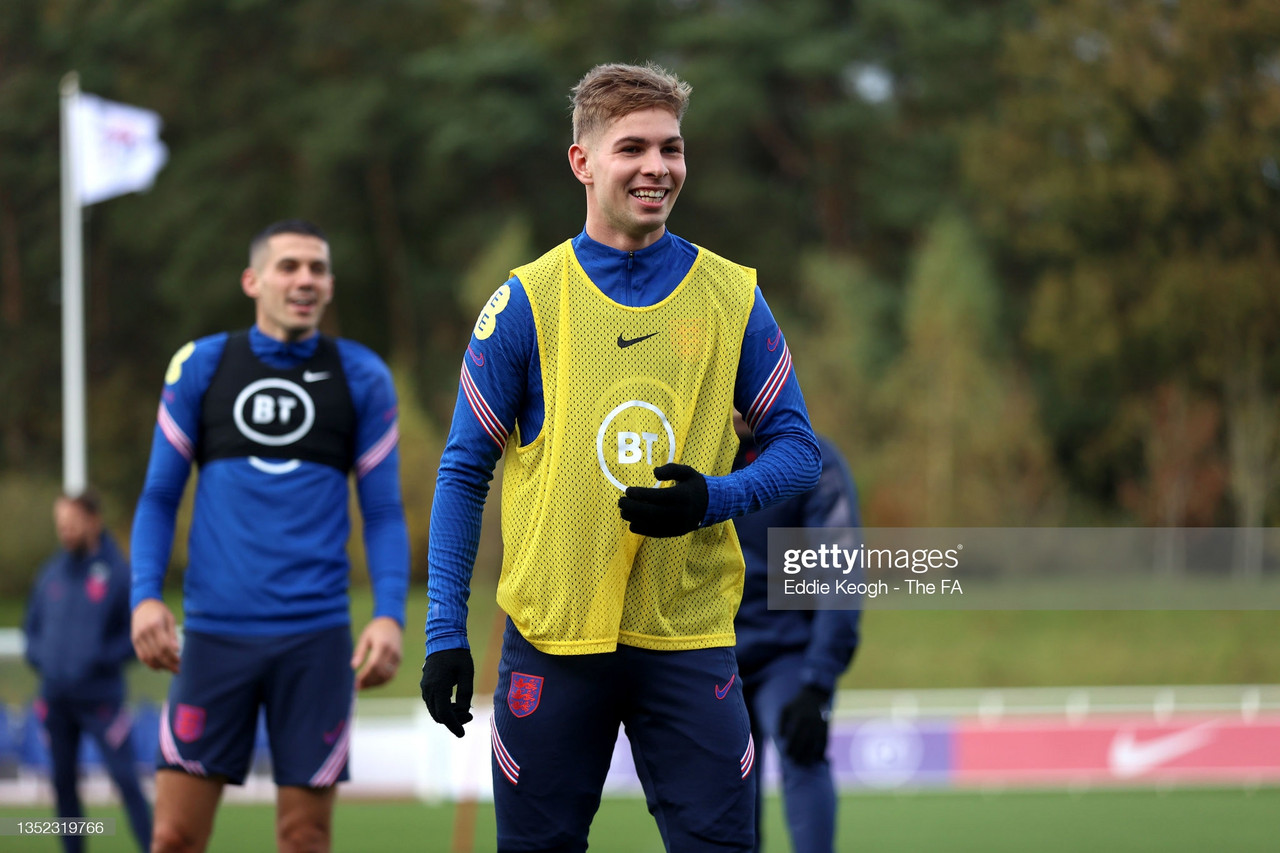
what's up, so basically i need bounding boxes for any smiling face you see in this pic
[241,233,333,342]
[570,107,686,252]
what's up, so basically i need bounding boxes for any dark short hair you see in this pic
[59,487,102,517]
[249,219,328,268]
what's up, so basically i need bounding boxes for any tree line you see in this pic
[1,0,1276,588]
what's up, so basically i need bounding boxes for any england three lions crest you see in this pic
[507,672,544,718]
[174,703,206,743]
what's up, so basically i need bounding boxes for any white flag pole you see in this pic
[59,72,87,496]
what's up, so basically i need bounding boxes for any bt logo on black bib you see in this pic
[233,378,316,446]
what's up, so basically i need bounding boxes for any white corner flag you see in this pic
[58,73,169,494]
[70,91,169,206]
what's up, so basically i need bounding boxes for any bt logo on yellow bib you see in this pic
[596,400,675,491]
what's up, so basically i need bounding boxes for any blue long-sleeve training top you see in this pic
[131,325,410,635]
[426,229,822,655]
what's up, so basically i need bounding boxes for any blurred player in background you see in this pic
[420,62,821,852]
[129,219,410,852]
[24,488,153,852]
[732,416,861,853]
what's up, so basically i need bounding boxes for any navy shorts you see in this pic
[491,619,755,852]
[158,625,354,787]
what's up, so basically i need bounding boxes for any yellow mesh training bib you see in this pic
[498,240,756,655]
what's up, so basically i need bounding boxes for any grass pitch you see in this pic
[2,787,1277,852]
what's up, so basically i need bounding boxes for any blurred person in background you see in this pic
[24,488,153,852]
[419,61,821,852]
[732,416,861,853]
[129,219,410,852]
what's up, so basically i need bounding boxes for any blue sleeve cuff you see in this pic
[373,604,407,629]
[703,473,730,527]
[130,588,165,611]
[425,630,471,657]
[799,665,842,695]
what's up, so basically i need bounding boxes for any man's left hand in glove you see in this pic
[618,463,708,538]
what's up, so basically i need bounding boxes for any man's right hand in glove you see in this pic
[778,684,832,765]
[420,648,475,738]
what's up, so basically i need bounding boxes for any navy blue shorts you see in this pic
[158,625,354,787]
[491,619,755,852]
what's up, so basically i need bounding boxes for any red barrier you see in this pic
[954,715,1280,786]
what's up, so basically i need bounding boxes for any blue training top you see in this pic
[425,229,822,655]
[24,531,136,702]
[131,326,410,636]
[732,433,861,694]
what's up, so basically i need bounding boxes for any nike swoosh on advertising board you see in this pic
[1107,722,1216,778]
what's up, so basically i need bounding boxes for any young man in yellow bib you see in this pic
[421,62,821,852]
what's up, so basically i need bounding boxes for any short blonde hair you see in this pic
[570,62,692,145]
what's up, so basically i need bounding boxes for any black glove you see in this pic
[778,684,831,766]
[618,463,709,538]
[420,648,475,738]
